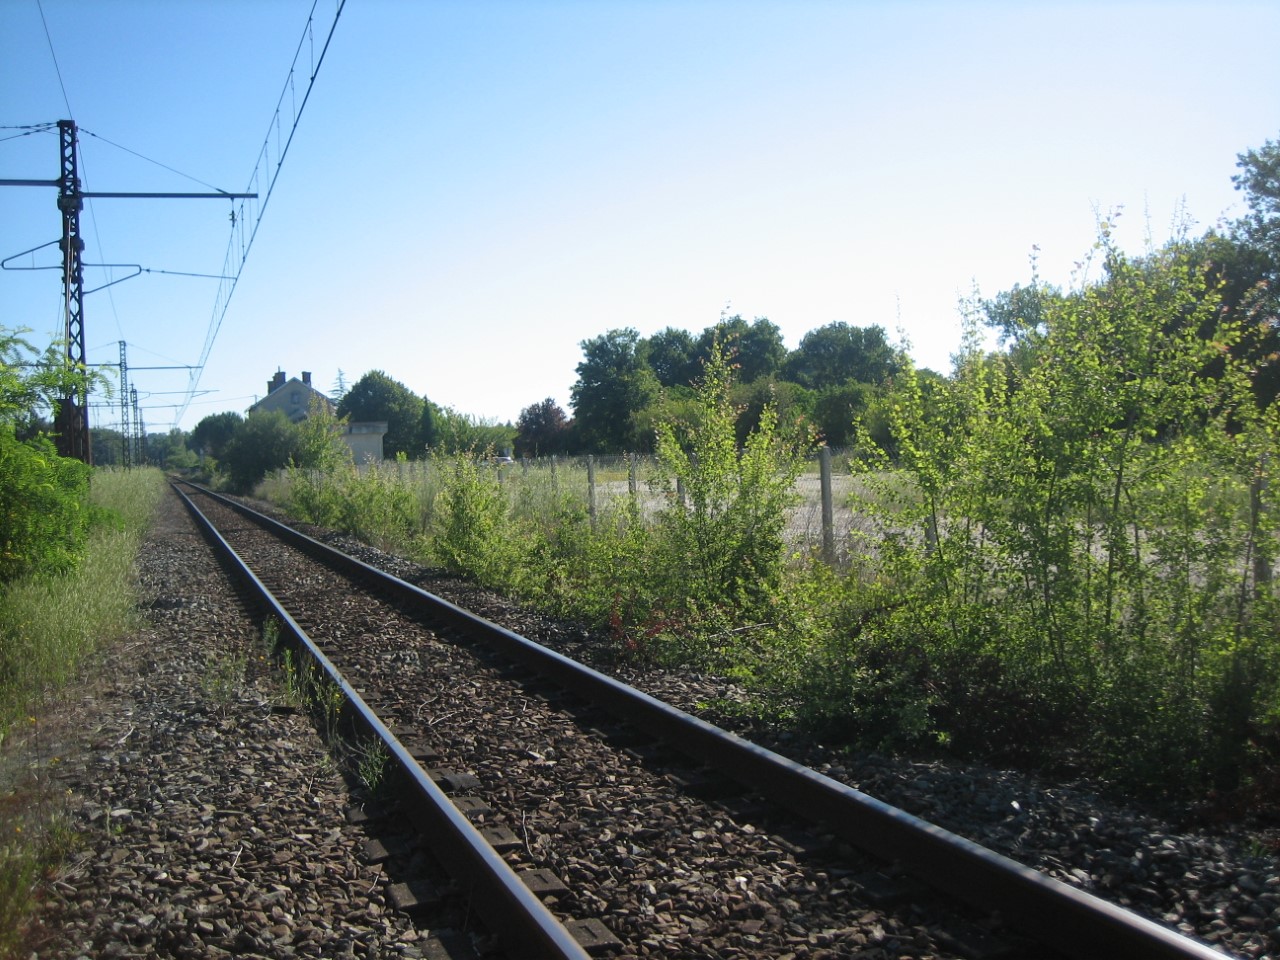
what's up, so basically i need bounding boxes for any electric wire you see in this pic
[174,0,346,426]
[35,0,73,120]
[0,123,58,144]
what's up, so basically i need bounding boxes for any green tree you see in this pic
[515,397,571,457]
[810,381,873,448]
[144,429,195,469]
[419,398,442,452]
[851,225,1280,790]
[642,327,700,388]
[91,427,125,466]
[650,339,814,619]
[337,370,425,458]
[696,315,786,383]
[783,322,898,390]
[188,411,243,461]
[570,328,659,451]
[434,407,517,454]
[1222,134,1280,406]
[0,327,98,581]
[731,378,812,448]
[220,411,301,493]
[294,396,352,472]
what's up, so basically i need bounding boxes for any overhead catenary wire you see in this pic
[175,0,347,426]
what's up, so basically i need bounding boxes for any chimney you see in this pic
[268,370,286,394]
[302,371,312,386]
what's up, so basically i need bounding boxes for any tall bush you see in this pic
[0,431,92,582]
[645,342,814,634]
[846,227,1280,790]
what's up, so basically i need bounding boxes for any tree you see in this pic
[188,411,243,461]
[434,407,516,454]
[515,397,571,457]
[337,370,425,459]
[783,322,898,390]
[695,315,786,383]
[220,411,301,493]
[1225,135,1280,406]
[419,398,442,452]
[731,378,812,448]
[570,328,659,451]
[650,340,812,617]
[642,327,700,388]
[1233,134,1280,251]
[811,381,874,448]
[0,327,96,581]
[145,429,197,470]
[91,427,125,466]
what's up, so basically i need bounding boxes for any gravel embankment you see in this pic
[8,490,424,959]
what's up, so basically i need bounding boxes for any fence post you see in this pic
[628,452,638,501]
[820,446,836,565]
[1253,454,1272,599]
[587,454,597,527]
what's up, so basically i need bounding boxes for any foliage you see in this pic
[695,315,787,383]
[730,378,812,448]
[647,340,815,626]
[0,327,105,429]
[144,429,198,470]
[641,326,700,388]
[188,410,243,461]
[90,427,127,467]
[336,370,425,458]
[293,397,352,473]
[515,397,572,457]
[0,431,92,583]
[288,458,419,552]
[433,407,517,455]
[424,450,529,590]
[0,329,105,583]
[841,225,1280,793]
[420,398,442,451]
[570,328,659,452]
[220,410,301,493]
[783,321,898,390]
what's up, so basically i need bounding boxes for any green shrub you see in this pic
[425,451,530,591]
[840,228,1280,793]
[0,430,92,583]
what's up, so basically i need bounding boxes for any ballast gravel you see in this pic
[8,491,422,959]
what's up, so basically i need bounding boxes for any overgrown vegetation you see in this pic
[824,226,1280,795]
[257,230,1280,804]
[247,136,1280,806]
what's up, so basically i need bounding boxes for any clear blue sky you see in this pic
[3,1,1279,434]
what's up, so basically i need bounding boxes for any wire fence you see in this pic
[366,448,873,566]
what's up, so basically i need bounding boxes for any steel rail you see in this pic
[183,482,1235,960]
[172,482,591,960]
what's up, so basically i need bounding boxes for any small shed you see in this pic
[344,421,387,464]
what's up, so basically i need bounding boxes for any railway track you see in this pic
[173,479,1234,960]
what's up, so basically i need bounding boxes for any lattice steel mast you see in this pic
[0,120,256,463]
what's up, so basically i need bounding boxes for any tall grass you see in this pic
[0,466,164,957]
[0,467,165,735]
